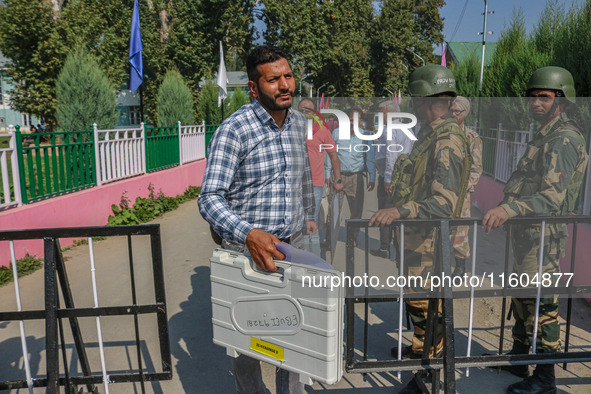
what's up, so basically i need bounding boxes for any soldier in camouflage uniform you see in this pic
[450,96,483,277]
[370,65,471,394]
[483,66,588,394]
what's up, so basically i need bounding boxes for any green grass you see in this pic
[0,254,43,287]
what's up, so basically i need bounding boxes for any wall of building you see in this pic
[0,160,206,267]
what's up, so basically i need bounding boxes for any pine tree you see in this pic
[56,49,119,132]
[450,52,480,98]
[228,88,250,115]
[157,70,195,127]
[196,77,224,124]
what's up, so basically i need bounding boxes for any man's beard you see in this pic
[257,85,294,111]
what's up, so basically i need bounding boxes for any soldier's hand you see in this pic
[369,208,400,227]
[245,229,285,271]
[482,206,510,234]
[305,220,318,235]
[367,182,375,191]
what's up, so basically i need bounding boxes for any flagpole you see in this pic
[139,84,145,123]
[221,98,224,122]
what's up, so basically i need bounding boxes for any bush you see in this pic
[0,254,43,287]
[157,69,195,127]
[56,49,118,132]
[107,184,201,226]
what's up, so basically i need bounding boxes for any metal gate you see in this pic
[345,216,591,393]
[0,225,172,393]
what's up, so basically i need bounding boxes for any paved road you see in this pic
[0,199,590,393]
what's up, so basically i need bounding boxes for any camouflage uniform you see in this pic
[452,126,483,259]
[500,113,588,353]
[395,116,470,356]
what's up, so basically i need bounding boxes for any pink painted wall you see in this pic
[471,174,505,213]
[472,174,591,303]
[0,160,206,267]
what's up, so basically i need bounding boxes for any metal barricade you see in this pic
[344,216,591,394]
[0,225,172,393]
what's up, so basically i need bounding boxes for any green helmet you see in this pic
[526,66,576,103]
[408,65,457,97]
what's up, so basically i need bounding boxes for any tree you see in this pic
[412,0,445,65]
[196,76,224,124]
[56,49,119,132]
[371,0,415,95]
[228,87,250,115]
[260,0,331,92]
[449,52,481,98]
[0,0,67,130]
[167,0,254,84]
[318,0,375,96]
[157,69,195,126]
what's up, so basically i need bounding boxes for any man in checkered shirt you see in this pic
[198,45,316,394]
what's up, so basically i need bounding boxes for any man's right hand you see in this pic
[245,229,286,271]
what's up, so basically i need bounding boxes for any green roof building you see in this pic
[445,41,498,66]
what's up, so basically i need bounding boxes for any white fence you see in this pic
[0,128,22,209]
[94,122,206,186]
[179,121,206,165]
[493,123,534,183]
[94,124,146,186]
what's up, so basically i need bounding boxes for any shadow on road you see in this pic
[168,266,236,393]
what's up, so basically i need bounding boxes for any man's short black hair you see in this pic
[246,45,290,82]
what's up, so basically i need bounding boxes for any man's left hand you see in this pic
[482,206,510,234]
[306,220,318,235]
[367,182,375,192]
[369,208,400,226]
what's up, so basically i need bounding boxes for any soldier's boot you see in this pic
[506,364,556,394]
[486,342,530,378]
[452,257,466,278]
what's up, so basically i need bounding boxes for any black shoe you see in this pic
[482,352,529,378]
[391,345,421,359]
[453,257,466,278]
[452,265,465,278]
[506,365,556,394]
[484,343,530,378]
[370,247,390,258]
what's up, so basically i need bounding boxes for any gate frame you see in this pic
[0,224,172,393]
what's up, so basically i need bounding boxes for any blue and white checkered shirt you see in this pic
[198,99,315,243]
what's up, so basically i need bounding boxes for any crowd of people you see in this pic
[198,45,587,394]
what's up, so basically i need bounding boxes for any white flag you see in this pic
[217,41,228,107]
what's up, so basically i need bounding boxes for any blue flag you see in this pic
[129,0,143,92]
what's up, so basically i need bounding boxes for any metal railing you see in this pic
[0,225,172,393]
[0,128,22,209]
[204,124,219,156]
[145,126,180,172]
[15,126,96,204]
[93,124,146,186]
[3,121,211,207]
[479,123,534,182]
[344,216,591,393]
[179,121,206,165]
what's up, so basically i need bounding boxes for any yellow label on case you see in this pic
[251,337,284,361]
